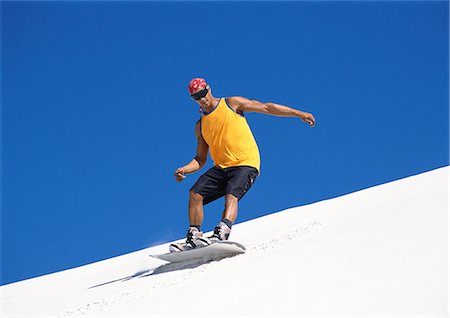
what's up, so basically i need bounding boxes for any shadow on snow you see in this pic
[88,258,211,289]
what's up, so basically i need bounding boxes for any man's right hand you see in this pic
[174,168,186,183]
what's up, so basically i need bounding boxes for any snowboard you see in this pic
[150,241,246,263]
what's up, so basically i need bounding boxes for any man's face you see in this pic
[191,85,213,108]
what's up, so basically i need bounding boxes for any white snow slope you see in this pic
[2,167,448,317]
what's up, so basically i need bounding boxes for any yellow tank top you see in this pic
[201,98,260,172]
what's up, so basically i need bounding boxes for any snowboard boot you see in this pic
[169,227,211,252]
[209,221,231,243]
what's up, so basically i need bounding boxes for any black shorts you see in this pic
[190,166,259,205]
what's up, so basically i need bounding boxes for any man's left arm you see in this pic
[227,96,316,127]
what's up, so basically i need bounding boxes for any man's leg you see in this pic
[169,191,206,252]
[188,166,226,228]
[170,190,210,251]
[222,166,258,225]
[169,168,226,252]
[222,194,239,224]
[188,191,204,227]
[211,166,259,241]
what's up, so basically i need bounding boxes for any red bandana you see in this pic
[188,78,207,94]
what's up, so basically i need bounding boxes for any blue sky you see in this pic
[2,1,448,285]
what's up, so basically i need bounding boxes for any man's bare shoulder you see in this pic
[226,96,249,106]
[226,96,252,112]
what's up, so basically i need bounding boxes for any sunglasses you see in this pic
[190,87,209,100]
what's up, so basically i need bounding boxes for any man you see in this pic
[170,78,315,252]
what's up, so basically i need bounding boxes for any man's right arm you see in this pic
[174,121,209,183]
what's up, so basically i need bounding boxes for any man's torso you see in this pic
[201,97,260,172]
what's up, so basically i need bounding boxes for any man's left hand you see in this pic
[300,112,316,127]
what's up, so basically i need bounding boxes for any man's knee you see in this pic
[189,190,204,203]
[225,194,238,206]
